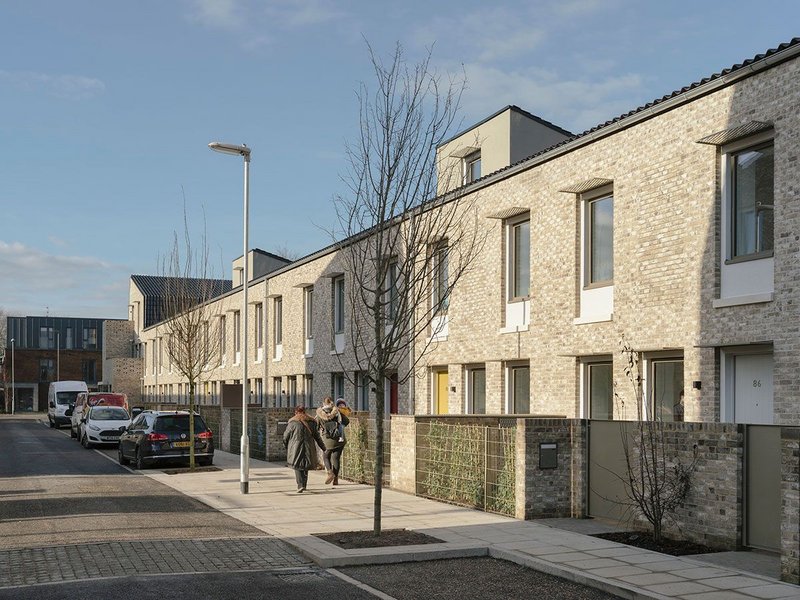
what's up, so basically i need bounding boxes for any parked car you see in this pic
[118,411,214,470]
[48,381,88,428]
[78,405,131,448]
[70,392,129,439]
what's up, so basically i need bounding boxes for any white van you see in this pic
[48,381,88,428]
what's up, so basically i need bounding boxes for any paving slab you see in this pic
[141,450,800,600]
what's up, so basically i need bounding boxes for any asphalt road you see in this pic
[0,417,619,599]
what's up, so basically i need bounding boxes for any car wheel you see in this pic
[81,434,92,449]
[135,447,146,470]
[118,445,130,466]
[70,427,77,439]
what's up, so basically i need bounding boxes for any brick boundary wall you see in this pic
[782,427,800,584]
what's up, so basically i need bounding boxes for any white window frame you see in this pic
[642,353,684,422]
[255,302,264,363]
[576,185,614,324]
[233,310,241,365]
[219,315,226,367]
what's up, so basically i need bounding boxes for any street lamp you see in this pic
[10,338,14,415]
[209,141,252,495]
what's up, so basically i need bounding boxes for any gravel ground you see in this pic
[340,557,622,600]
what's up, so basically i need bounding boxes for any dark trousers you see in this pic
[294,469,308,489]
[323,446,343,475]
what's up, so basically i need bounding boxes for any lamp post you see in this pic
[209,141,252,495]
[10,338,14,415]
[56,330,60,381]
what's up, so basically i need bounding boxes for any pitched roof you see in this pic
[131,274,231,299]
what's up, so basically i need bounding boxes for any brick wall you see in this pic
[390,415,415,493]
[782,427,800,583]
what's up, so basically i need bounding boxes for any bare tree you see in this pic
[614,340,698,543]
[333,42,484,535]
[159,208,225,470]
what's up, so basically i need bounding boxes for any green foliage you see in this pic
[341,416,370,482]
[421,422,515,516]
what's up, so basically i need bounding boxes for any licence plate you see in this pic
[172,441,191,448]
[101,436,118,441]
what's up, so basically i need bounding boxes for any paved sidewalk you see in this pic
[145,451,800,600]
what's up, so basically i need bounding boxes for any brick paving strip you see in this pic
[0,537,312,588]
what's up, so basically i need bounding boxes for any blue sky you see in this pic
[1,0,798,320]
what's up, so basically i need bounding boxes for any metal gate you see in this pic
[745,425,781,551]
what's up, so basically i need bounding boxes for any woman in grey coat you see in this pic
[283,406,325,493]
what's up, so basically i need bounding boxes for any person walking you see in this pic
[283,406,325,493]
[316,396,349,485]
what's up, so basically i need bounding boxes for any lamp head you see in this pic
[208,142,251,158]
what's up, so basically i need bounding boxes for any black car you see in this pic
[118,410,214,470]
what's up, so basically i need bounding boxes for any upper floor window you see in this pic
[65,327,73,349]
[385,259,399,322]
[463,151,481,184]
[586,194,613,286]
[730,142,773,259]
[255,303,264,350]
[219,315,226,363]
[39,326,54,349]
[304,287,314,340]
[432,241,449,314]
[274,296,283,345]
[508,217,530,300]
[333,276,345,334]
[83,327,98,349]
[233,310,241,354]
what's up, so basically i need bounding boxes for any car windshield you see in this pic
[90,407,129,421]
[154,415,207,434]
[56,391,80,405]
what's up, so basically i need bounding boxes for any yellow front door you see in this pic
[436,371,449,414]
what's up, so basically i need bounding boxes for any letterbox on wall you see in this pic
[539,442,558,469]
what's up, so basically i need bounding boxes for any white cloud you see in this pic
[0,70,105,100]
[460,64,645,134]
[0,242,129,318]
[186,0,244,29]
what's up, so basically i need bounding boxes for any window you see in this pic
[386,260,399,322]
[468,367,486,414]
[303,374,314,405]
[82,359,97,383]
[508,365,529,413]
[509,217,530,300]
[333,276,345,334]
[432,241,449,314]
[65,327,73,349]
[83,327,98,349]
[233,310,241,355]
[272,377,283,407]
[39,359,55,382]
[463,151,481,184]
[203,321,210,365]
[255,303,264,351]
[730,142,773,259]
[39,326,54,349]
[255,378,263,406]
[586,194,613,285]
[158,337,163,373]
[219,315,226,364]
[332,372,345,400]
[650,358,684,422]
[273,297,283,345]
[304,286,313,340]
[587,361,613,419]
[356,372,370,411]
[287,376,298,405]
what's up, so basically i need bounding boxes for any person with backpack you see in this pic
[283,406,326,493]
[316,396,349,485]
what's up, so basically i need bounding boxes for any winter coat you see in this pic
[283,414,324,470]
[315,405,349,450]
